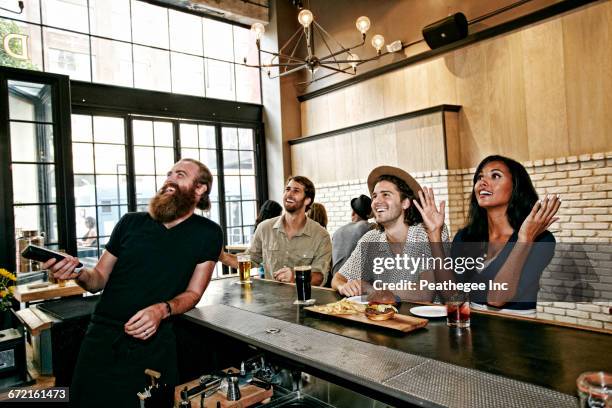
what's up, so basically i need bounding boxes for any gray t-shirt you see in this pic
[331,220,372,275]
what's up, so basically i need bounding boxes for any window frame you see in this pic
[0,66,266,274]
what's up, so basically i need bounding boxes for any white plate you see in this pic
[346,295,369,305]
[410,305,447,318]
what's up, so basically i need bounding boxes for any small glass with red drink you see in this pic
[446,292,470,328]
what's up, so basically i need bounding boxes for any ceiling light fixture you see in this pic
[245,9,399,85]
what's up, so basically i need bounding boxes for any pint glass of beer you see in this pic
[237,253,252,284]
[294,265,312,303]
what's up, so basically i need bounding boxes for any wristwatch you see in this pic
[163,301,172,317]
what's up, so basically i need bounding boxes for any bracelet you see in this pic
[163,301,172,318]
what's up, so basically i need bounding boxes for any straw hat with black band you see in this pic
[367,166,422,196]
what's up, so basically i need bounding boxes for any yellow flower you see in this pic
[0,268,16,281]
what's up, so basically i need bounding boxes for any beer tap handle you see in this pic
[180,386,189,401]
[144,368,161,388]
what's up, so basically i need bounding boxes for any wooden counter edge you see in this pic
[14,282,86,302]
[14,308,51,336]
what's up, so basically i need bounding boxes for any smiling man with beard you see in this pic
[331,166,449,301]
[220,176,331,286]
[43,158,223,407]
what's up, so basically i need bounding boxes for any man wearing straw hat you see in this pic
[331,166,449,301]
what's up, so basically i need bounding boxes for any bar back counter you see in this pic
[178,278,611,408]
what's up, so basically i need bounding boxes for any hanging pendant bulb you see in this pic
[355,16,371,34]
[298,9,314,28]
[371,34,385,53]
[250,23,265,41]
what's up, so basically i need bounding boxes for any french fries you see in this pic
[310,299,366,315]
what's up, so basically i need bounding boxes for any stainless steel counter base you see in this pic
[184,304,577,408]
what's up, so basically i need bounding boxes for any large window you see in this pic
[179,123,220,224]
[71,114,128,264]
[221,127,257,246]
[132,119,176,211]
[0,0,261,103]
[68,113,262,276]
[1,61,263,277]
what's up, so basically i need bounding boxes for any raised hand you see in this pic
[518,194,561,242]
[413,187,446,235]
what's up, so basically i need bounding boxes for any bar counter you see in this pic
[182,278,611,408]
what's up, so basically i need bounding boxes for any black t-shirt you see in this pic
[452,228,556,310]
[94,212,223,322]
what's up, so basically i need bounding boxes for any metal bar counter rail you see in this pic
[182,278,611,408]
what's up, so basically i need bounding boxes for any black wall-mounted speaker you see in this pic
[422,12,468,50]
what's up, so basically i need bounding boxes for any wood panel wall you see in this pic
[291,112,458,184]
[299,1,612,169]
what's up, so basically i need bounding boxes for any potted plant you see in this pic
[0,268,16,330]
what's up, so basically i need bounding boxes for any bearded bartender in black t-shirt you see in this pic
[43,158,223,407]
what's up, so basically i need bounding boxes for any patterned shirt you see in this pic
[338,223,450,284]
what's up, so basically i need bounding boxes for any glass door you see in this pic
[0,67,73,272]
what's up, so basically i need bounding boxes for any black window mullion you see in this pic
[215,124,227,245]
[173,120,180,163]
[125,115,137,212]
[0,73,16,270]
[254,124,267,206]
[53,73,77,257]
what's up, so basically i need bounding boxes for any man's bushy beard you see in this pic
[284,198,305,214]
[149,182,197,223]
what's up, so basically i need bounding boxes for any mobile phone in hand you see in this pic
[21,245,83,268]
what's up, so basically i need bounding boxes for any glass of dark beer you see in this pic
[294,265,312,304]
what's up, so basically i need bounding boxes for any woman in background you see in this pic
[307,202,328,229]
[79,216,97,247]
[255,200,282,229]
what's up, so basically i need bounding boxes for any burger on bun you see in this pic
[365,290,398,321]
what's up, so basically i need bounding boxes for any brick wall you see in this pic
[316,151,612,330]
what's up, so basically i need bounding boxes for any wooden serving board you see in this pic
[304,307,428,333]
